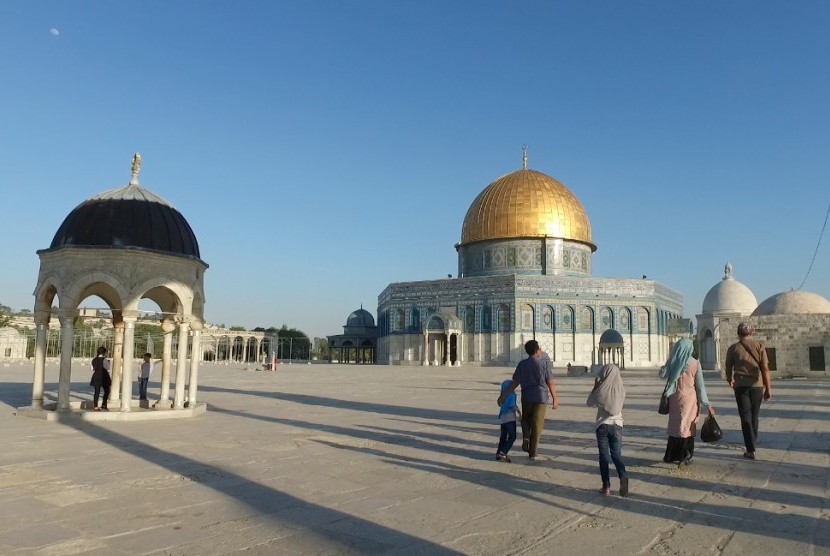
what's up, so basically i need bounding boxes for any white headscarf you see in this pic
[587,363,626,416]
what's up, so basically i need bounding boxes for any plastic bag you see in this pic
[700,414,723,443]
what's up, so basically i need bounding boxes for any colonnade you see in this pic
[30,310,204,412]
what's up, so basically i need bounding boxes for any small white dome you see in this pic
[751,290,830,316]
[702,264,757,315]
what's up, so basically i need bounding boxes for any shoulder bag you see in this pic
[658,376,671,415]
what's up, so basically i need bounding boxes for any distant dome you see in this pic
[599,329,624,346]
[460,166,595,251]
[347,308,375,327]
[702,264,757,315]
[47,178,201,260]
[751,290,830,316]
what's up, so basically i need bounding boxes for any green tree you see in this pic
[313,337,330,361]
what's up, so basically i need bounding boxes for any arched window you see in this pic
[638,307,650,332]
[521,304,534,330]
[562,306,575,331]
[481,306,492,332]
[600,307,613,331]
[542,306,554,330]
[409,308,420,331]
[620,308,632,331]
[497,304,511,332]
[581,306,594,332]
[464,305,475,332]
[393,309,404,331]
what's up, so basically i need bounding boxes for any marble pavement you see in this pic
[1,361,828,555]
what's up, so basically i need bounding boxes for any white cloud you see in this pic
[49,28,60,36]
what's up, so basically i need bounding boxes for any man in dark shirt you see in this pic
[497,340,558,460]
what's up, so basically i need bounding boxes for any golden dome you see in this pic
[460,168,595,251]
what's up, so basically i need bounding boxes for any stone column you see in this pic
[109,320,124,404]
[444,334,450,366]
[186,329,201,407]
[256,338,262,363]
[174,320,190,409]
[57,311,77,411]
[31,317,49,409]
[120,315,137,412]
[155,320,175,408]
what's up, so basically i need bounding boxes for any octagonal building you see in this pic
[376,151,683,367]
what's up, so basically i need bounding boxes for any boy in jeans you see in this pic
[496,380,521,462]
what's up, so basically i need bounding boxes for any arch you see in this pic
[481,305,492,332]
[599,306,613,331]
[409,307,421,331]
[542,305,554,330]
[561,306,575,331]
[581,306,594,332]
[133,276,194,314]
[392,308,405,331]
[33,282,59,317]
[496,304,510,332]
[521,304,534,331]
[427,316,445,330]
[620,307,632,331]
[62,271,128,311]
[638,307,650,332]
[463,305,475,333]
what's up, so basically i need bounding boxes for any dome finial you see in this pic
[724,261,733,280]
[130,152,142,185]
[521,145,528,170]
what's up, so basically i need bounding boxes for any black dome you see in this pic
[599,329,624,346]
[48,183,201,260]
[347,308,375,327]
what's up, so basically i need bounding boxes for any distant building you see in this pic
[697,264,830,377]
[327,308,379,364]
[0,328,27,359]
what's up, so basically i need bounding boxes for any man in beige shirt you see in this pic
[724,322,772,460]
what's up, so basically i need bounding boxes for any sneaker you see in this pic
[521,439,530,453]
[93,407,100,412]
[743,451,756,460]
[619,477,629,497]
[496,453,512,463]
[101,407,109,412]
[600,487,611,496]
[528,455,547,462]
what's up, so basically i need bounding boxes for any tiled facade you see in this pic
[377,274,683,367]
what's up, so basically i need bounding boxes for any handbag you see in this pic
[700,414,723,443]
[658,377,671,415]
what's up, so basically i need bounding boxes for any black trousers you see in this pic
[734,386,764,453]
[93,383,110,409]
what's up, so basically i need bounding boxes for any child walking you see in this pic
[586,363,629,496]
[496,379,521,462]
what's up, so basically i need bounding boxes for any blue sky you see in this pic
[1,2,829,340]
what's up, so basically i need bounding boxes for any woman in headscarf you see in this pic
[587,363,629,496]
[659,338,715,465]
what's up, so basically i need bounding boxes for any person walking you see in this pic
[497,340,558,461]
[725,322,772,460]
[659,338,715,466]
[495,379,521,463]
[587,363,629,496]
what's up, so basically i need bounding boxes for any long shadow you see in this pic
[311,427,829,548]
[49,415,459,554]
[212,404,830,515]
[199,384,493,424]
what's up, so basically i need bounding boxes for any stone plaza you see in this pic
[1,362,828,555]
